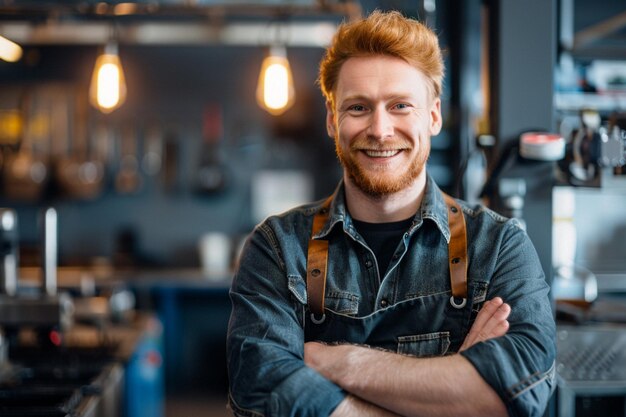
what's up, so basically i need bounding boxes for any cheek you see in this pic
[409,120,432,139]
[336,121,358,142]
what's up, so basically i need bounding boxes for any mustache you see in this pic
[349,137,412,151]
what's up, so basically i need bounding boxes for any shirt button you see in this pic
[392,254,400,260]
[380,299,388,308]
[365,260,373,268]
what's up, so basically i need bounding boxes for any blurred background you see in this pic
[0,0,625,416]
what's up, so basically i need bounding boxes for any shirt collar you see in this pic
[418,174,451,243]
[317,174,451,243]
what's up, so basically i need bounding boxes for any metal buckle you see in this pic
[449,296,467,309]
[310,313,326,324]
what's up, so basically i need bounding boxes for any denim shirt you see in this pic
[227,175,556,417]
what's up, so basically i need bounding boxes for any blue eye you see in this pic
[394,103,410,110]
[348,105,366,112]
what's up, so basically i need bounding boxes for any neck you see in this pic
[344,173,427,223]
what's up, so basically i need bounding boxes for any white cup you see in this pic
[199,232,232,279]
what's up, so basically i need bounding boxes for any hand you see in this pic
[459,297,510,352]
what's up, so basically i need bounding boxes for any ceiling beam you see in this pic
[0,20,340,47]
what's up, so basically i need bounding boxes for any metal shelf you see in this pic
[555,91,626,112]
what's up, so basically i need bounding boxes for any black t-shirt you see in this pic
[352,217,414,278]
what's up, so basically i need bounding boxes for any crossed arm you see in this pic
[304,297,512,417]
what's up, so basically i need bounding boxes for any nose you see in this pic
[367,108,394,140]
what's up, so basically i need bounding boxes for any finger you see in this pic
[471,297,503,331]
[485,303,511,327]
[463,301,510,349]
[476,304,511,341]
[460,317,510,352]
[476,303,511,339]
[480,318,510,340]
[479,320,509,344]
[496,319,510,336]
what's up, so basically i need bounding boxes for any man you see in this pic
[227,10,555,417]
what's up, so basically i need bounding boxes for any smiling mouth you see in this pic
[362,149,402,158]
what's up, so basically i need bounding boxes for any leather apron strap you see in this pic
[306,197,332,317]
[442,194,468,303]
[306,192,468,317]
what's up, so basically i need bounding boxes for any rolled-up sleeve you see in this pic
[227,223,346,417]
[460,221,556,417]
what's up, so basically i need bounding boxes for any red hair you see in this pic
[319,10,444,106]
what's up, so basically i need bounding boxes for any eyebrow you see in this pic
[339,93,415,106]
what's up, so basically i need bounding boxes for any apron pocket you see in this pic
[397,332,451,357]
[325,291,359,316]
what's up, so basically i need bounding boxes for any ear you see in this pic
[325,101,336,138]
[429,98,442,136]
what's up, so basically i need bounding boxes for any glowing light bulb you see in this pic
[0,35,23,63]
[89,43,127,113]
[256,47,295,116]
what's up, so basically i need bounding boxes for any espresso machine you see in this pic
[0,208,74,344]
[478,114,626,417]
[0,208,125,417]
[551,112,626,417]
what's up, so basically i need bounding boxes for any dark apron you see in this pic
[304,193,475,357]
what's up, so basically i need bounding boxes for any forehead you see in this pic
[334,55,432,102]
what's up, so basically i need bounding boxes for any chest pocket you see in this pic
[325,291,359,316]
[397,332,451,357]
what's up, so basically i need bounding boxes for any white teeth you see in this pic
[364,150,400,158]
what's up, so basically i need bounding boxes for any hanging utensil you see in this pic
[161,130,180,195]
[2,90,49,201]
[194,103,227,195]
[141,124,163,177]
[92,122,114,183]
[0,109,21,148]
[56,89,104,200]
[0,108,22,177]
[115,124,142,194]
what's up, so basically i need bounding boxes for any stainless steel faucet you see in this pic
[42,207,58,297]
[0,209,18,297]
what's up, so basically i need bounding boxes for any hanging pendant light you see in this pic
[0,35,23,63]
[256,46,296,116]
[89,42,127,114]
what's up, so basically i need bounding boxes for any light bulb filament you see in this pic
[264,62,290,110]
[89,46,127,114]
[97,61,121,110]
[256,49,295,116]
